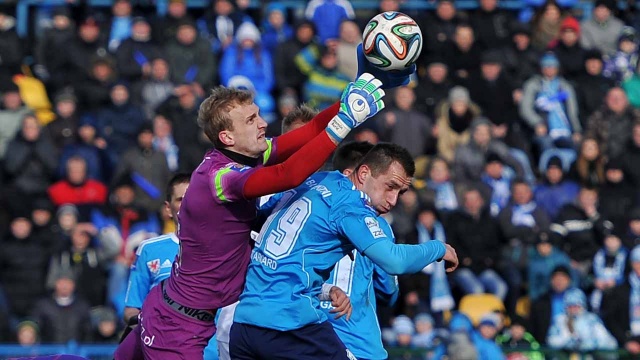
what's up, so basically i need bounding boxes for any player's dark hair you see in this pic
[197,86,254,148]
[354,142,415,178]
[166,173,191,202]
[281,104,317,134]
[332,141,375,172]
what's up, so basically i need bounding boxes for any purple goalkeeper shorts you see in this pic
[114,284,217,360]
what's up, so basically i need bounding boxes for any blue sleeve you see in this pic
[363,238,446,275]
[258,192,284,217]
[124,247,151,308]
[373,263,399,306]
[334,208,394,255]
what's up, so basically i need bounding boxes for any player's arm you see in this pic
[272,46,416,164]
[123,247,152,323]
[336,212,454,275]
[269,102,340,163]
[242,74,386,199]
[372,263,399,306]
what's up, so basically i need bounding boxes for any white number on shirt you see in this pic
[263,197,312,259]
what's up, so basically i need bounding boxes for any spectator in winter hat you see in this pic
[392,315,415,347]
[548,287,618,351]
[412,313,436,348]
[603,27,639,83]
[552,16,585,82]
[436,86,481,163]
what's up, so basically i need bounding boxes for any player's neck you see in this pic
[219,148,260,167]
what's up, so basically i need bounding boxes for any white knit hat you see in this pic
[236,22,261,43]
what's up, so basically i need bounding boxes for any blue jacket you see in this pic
[96,102,147,158]
[473,332,506,360]
[534,180,580,220]
[528,246,572,301]
[261,23,293,57]
[219,44,275,93]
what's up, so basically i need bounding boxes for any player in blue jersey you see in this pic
[215,105,353,360]
[123,173,191,323]
[230,143,459,359]
[321,141,400,360]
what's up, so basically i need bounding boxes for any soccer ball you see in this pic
[362,11,423,71]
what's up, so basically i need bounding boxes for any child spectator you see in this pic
[496,315,542,359]
[91,306,119,343]
[603,27,639,84]
[15,320,39,346]
[547,288,618,352]
[475,312,506,360]
[603,26,638,84]
[391,315,414,347]
[411,313,436,348]
[591,234,628,312]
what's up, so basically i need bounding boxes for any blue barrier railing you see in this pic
[0,343,633,360]
[7,0,611,38]
[0,343,118,359]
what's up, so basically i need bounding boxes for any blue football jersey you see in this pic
[234,171,395,331]
[125,233,179,309]
[320,248,399,359]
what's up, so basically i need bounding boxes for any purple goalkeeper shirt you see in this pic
[165,141,275,310]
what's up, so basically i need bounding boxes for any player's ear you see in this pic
[356,164,370,184]
[219,130,234,146]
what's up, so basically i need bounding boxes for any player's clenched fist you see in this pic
[442,244,459,273]
[326,73,385,142]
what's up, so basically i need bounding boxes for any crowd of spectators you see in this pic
[0,0,640,358]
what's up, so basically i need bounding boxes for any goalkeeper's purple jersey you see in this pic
[165,141,275,310]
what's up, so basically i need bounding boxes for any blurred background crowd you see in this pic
[0,0,640,358]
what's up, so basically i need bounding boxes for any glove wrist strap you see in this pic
[326,115,351,142]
